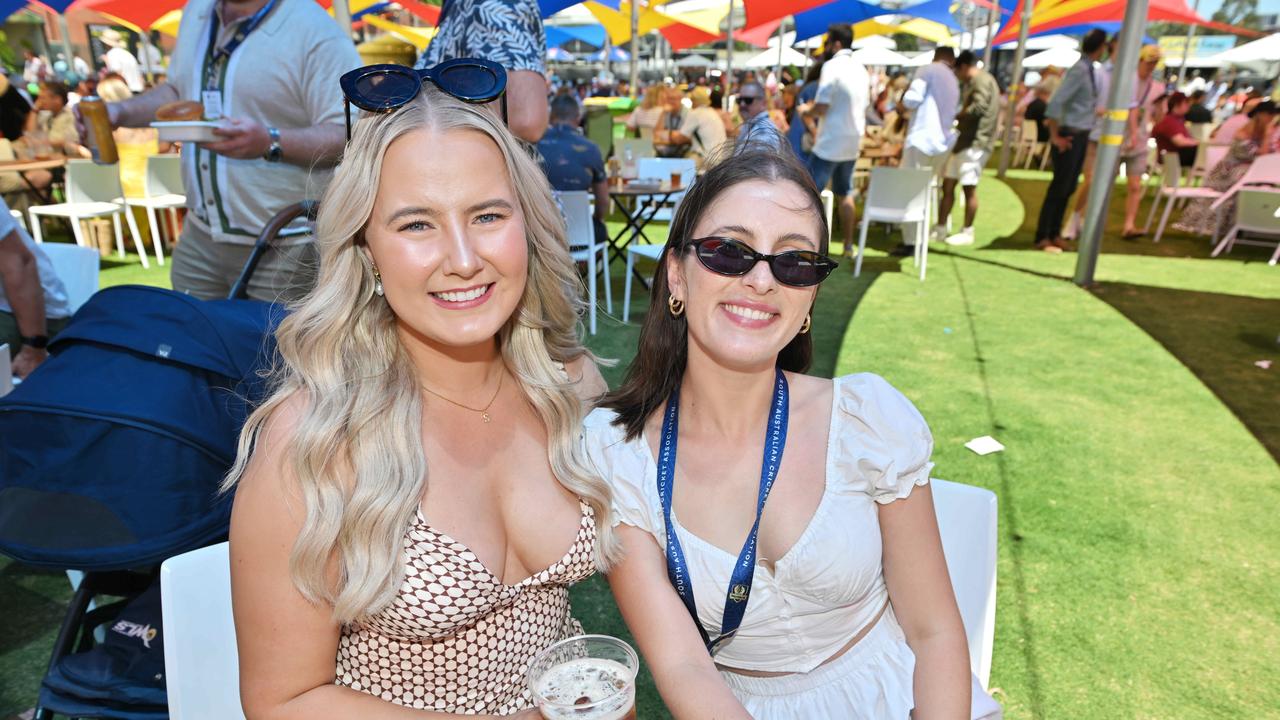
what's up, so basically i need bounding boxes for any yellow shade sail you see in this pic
[362,14,437,50]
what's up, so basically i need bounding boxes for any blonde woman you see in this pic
[626,84,665,139]
[225,68,617,718]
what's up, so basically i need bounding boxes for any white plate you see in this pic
[151,120,223,143]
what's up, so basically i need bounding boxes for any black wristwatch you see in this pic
[263,126,283,163]
[21,334,49,350]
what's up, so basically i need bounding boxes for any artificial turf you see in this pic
[2,171,1276,719]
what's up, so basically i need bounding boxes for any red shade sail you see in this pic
[742,0,843,30]
[76,0,184,29]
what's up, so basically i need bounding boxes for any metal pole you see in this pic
[983,0,998,70]
[56,14,75,72]
[775,20,784,78]
[996,0,1034,178]
[725,0,735,104]
[332,0,353,38]
[1177,0,1201,86]
[629,0,639,95]
[1075,0,1150,286]
[139,31,157,84]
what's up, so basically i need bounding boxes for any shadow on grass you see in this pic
[946,253,1048,719]
[0,563,66,657]
[1091,281,1280,463]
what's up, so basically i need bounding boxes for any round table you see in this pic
[608,182,683,286]
[0,157,68,204]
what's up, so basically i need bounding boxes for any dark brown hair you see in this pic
[599,148,829,441]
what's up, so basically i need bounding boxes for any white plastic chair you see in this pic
[9,208,26,231]
[1186,143,1230,191]
[855,167,934,281]
[28,160,150,268]
[161,542,247,720]
[622,244,664,323]
[1210,187,1280,264]
[932,478,998,690]
[636,157,696,222]
[40,243,100,313]
[820,189,834,243]
[1145,153,1223,244]
[560,191,611,334]
[0,343,11,398]
[614,137,655,160]
[124,154,185,267]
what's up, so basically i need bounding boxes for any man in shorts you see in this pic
[937,51,999,246]
[1117,45,1164,238]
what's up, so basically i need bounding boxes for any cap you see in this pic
[689,86,711,107]
[1139,45,1162,63]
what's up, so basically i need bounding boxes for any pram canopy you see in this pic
[0,285,283,570]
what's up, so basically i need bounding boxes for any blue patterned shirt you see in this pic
[417,0,546,74]
[536,124,605,192]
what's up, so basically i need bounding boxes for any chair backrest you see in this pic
[637,157,696,187]
[1188,123,1213,142]
[1020,119,1037,141]
[559,191,594,251]
[932,478,998,690]
[39,243,99,313]
[161,542,246,720]
[1239,152,1280,187]
[1235,188,1280,235]
[65,159,125,205]
[0,343,10,398]
[1160,152,1183,188]
[145,154,185,197]
[1202,144,1231,176]
[865,167,933,219]
[615,137,655,160]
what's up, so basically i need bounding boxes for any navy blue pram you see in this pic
[0,201,313,719]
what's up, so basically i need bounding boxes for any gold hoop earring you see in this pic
[668,295,685,317]
[372,266,384,297]
[800,313,811,334]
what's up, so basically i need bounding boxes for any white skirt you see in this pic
[719,610,1002,720]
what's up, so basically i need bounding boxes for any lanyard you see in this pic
[204,0,277,91]
[656,368,789,655]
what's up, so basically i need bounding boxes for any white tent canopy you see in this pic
[675,54,717,68]
[1022,46,1081,70]
[851,35,897,50]
[849,47,910,66]
[743,46,810,68]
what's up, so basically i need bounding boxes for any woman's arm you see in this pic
[607,526,751,720]
[229,400,534,720]
[879,484,970,720]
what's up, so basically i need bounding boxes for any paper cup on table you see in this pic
[528,634,638,720]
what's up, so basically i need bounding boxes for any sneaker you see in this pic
[930,225,948,243]
[1062,212,1082,240]
[945,228,975,246]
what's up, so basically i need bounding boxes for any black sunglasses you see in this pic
[738,95,760,106]
[339,58,508,141]
[689,237,837,288]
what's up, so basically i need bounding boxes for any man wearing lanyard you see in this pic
[87,0,360,302]
[1035,28,1108,254]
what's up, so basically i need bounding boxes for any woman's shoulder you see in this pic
[827,372,935,503]
[829,372,928,425]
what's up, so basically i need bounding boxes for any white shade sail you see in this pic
[1021,46,1082,70]
[744,46,811,68]
[849,47,910,67]
[1204,33,1280,65]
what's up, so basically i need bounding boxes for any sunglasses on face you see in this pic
[738,95,760,106]
[689,236,838,288]
[339,58,508,141]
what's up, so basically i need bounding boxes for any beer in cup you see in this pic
[528,634,638,720]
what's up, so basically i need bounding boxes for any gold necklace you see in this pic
[420,370,504,423]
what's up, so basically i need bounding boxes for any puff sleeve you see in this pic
[831,374,935,504]
[581,408,661,535]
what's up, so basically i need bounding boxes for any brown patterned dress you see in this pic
[335,502,597,715]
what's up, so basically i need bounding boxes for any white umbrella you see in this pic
[1021,46,1081,70]
[1204,33,1280,65]
[903,51,935,67]
[676,54,715,68]
[849,47,910,67]
[744,46,810,68]
[851,35,896,50]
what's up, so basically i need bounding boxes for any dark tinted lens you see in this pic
[354,71,418,109]
[771,251,833,286]
[739,96,758,105]
[697,238,757,275]
[438,64,500,99]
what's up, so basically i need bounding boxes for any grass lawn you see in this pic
[2,170,1277,719]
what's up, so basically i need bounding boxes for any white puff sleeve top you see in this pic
[582,373,934,673]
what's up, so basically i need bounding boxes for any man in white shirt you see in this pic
[804,23,869,256]
[894,45,959,256]
[22,50,48,85]
[0,196,70,378]
[99,29,145,93]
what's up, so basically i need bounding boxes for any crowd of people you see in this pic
[1,1,1277,717]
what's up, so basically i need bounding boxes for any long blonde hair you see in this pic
[224,86,619,623]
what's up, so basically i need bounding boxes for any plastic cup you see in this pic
[669,171,681,189]
[528,634,638,720]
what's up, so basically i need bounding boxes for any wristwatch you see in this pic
[21,334,49,350]
[263,126,283,163]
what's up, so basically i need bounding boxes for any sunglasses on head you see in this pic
[339,58,508,141]
[689,236,837,288]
